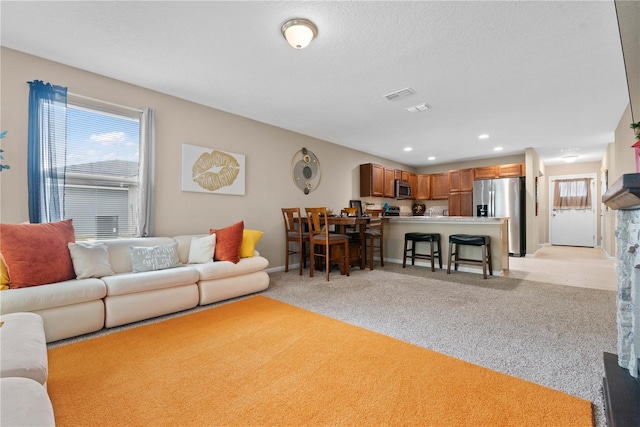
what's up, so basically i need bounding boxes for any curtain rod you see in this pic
[68,92,144,113]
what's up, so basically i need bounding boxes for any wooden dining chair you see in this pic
[281,207,310,275]
[305,207,350,281]
[364,209,385,270]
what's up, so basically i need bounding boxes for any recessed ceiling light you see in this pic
[428,156,436,161]
[404,147,412,152]
[494,146,503,151]
[479,134,490,139]
[405,103,431,113]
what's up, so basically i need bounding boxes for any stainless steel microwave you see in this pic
[394,179,412,199]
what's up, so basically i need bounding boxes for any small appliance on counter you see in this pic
[412,204,426,216]
[385,205,401,216]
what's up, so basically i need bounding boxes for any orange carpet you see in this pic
[48,295,593,426]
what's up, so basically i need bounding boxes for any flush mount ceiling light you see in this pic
[281,19,318,49]
[494,146,503,151]
[478,134,490,139]
[563,154,579,163]
[404,147,413,152]
[428,156,436,161]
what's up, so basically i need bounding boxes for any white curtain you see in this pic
[137,108,155,237]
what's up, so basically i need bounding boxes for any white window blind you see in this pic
[64,98,141,239]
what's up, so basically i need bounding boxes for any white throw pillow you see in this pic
[68,242,115,279]
[187,234,216,264]
[129,242,182,273]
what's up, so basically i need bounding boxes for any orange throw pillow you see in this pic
[0,219,76,288]
[210,221,244,264]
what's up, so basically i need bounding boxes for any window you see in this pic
[64,98,141,239]
[28,81,154,238]
[553,178,592,210]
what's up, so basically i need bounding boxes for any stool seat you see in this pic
[403,232,442,272]
[449,234,490,246]
[404,232,440,242]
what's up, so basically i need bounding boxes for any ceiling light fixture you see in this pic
[479,134,490,139]
[563,154,579,163]
[404,147,413,152]
[281,19,318,49]
[428,156,436,161]
[494,146,503,151]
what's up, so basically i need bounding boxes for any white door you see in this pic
[549,174,596,247]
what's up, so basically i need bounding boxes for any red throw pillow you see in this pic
[0,219,76,288]
[210,221,244,264]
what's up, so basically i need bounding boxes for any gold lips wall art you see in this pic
[181,144,246,195]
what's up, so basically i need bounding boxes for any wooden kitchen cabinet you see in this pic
[474,163,525,180]
[449,168,473,192]
[474,166,498,180]
[401,170,410,182]
[359,163,385,197]
[416,174,431,200]
[448,191,473,216]
[430,173,449,200]
[497,163,524,177]
[384,167,396,198]
[408,173,417,200]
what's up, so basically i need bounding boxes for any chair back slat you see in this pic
[305,207,329,244]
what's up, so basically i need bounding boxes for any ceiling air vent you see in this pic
[383,87,416,101]
[405,103,431,113]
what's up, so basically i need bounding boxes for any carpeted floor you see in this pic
[263,264,617,427]
[49,263,616,426]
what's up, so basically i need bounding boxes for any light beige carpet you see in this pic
[48,295,593,426]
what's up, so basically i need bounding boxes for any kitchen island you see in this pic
[385,216,509,275]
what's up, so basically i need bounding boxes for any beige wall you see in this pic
[0,47,411,269]
[600,103,638,257]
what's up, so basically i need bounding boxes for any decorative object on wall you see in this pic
[181,144,245,195]
[291,147,321,194]
[0,130,10,171]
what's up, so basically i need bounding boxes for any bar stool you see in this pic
[402,232,442,272]
[447,234,492,279]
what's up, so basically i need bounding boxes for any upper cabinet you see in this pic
[449,168,473,192]
[416,174,431,200]
[497,163,525,177]
[384,167,396,198]
[430,173,449,200]
[408,173,417,200]
[474,163,524,180]
[359,163,385,197]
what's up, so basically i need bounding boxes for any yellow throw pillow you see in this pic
[240,229,264,258]
[0,252,9,290]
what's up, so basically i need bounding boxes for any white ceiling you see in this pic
[0,1,631,167]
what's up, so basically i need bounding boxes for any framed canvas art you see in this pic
[181,144,246,195]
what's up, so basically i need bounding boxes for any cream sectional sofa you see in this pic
[0,235,270,342]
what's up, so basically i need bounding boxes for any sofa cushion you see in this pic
[190,254,269,281]
[129,242,182,272]
[0,278,107,314]
[0,378,55,427]
[101,266,199,296]
[0,219,76,288]
[68,242,115,279]
[210,221,244,263]
[240,229,264,258]
[0,312,48,385]
[187,234,216,264]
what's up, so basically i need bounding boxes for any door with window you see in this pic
[549,174,596,247]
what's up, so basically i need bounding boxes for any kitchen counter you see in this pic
[389,215,507,224]
[384,216,509,275]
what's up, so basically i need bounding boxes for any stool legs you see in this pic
[447,241,492,279]
[403,236,441,272]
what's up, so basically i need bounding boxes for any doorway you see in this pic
[549,173,596,247]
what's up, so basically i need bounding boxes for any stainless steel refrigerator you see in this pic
[473,177,526,256]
